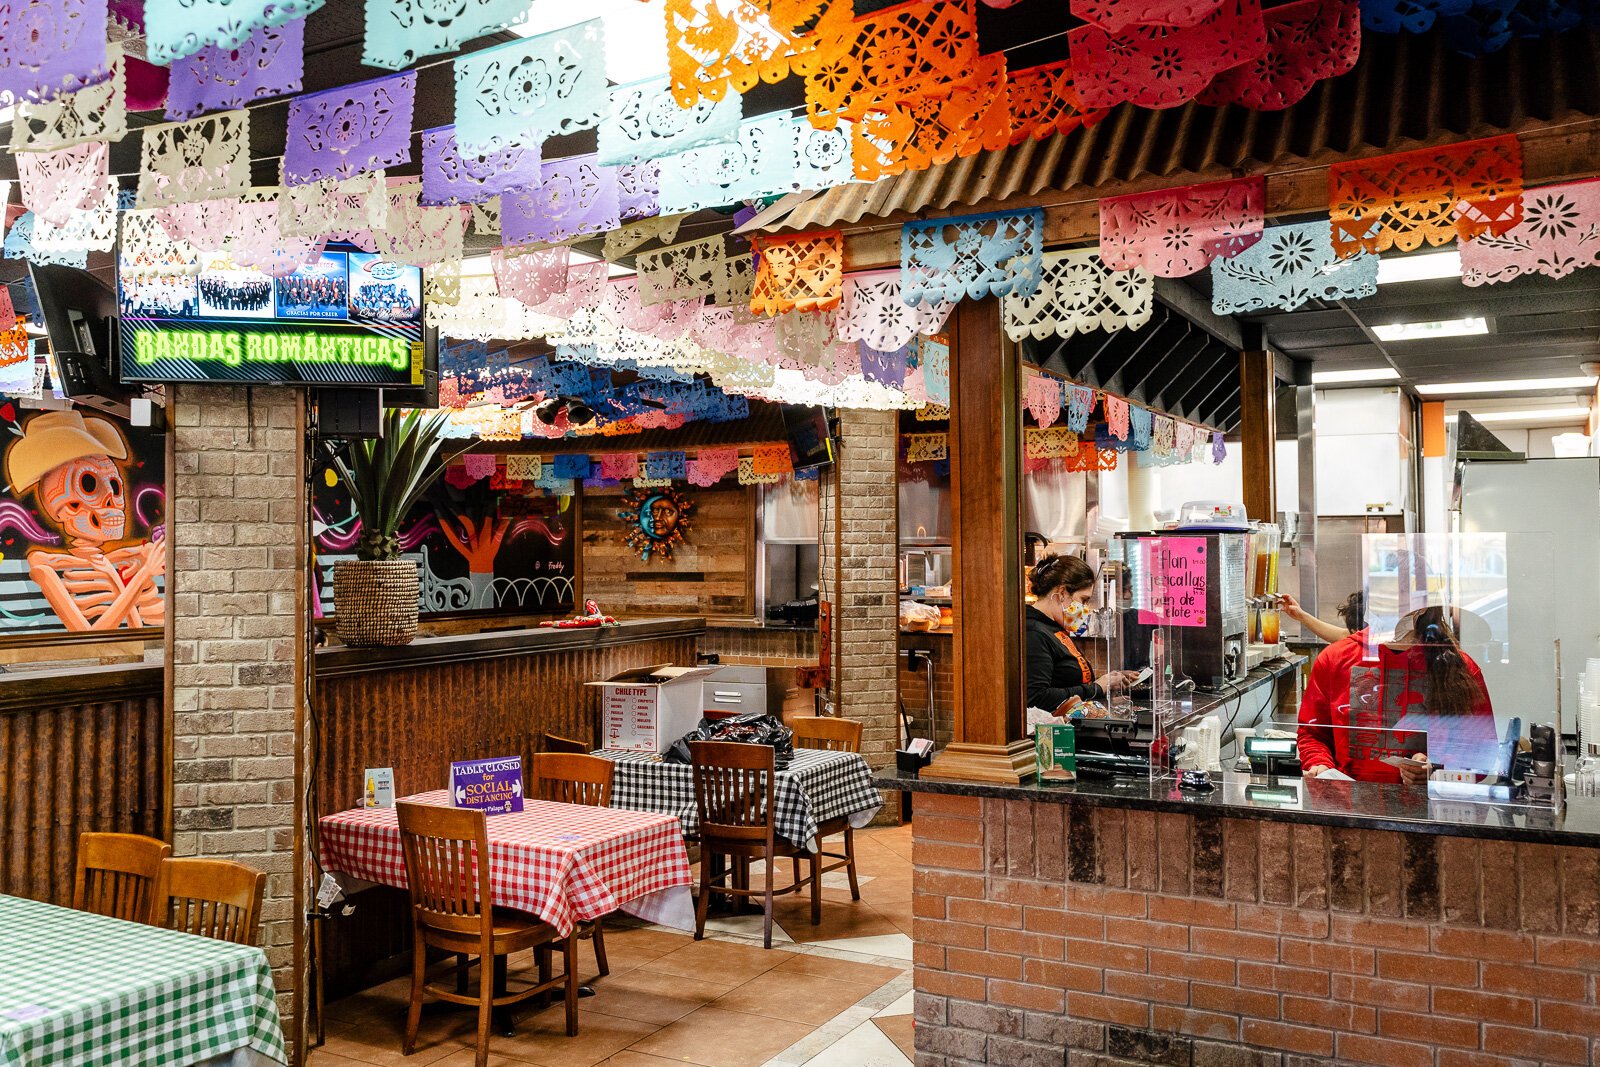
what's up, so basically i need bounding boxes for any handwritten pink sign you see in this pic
[1136,537,1208,628]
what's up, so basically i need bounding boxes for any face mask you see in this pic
[1064,599,1090,626]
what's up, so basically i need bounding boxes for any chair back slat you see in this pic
[791,716,862,753]
[531,752,614,807]
[398,802,493,939]
[158,858,266,946]
[74,832,172,924]
[541,733,590,754]
[690,741,776,844]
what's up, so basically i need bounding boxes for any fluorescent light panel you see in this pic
[1376,250,1462,285]
[1372,317,1488,342]
[1311,367,1401,385]
[1446,406,1592,424]
[1417,375,1598,396]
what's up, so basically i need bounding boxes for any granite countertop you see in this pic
[878,764,1600,848]
[882,654,1600,848]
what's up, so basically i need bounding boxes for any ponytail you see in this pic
[1413,607,1481,715]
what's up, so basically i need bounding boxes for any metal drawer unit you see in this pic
[701,665,782,718]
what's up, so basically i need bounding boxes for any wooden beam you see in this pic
[1239,350,1277,522]
[924,297,1035,784]
[838,119,1600,270]
[1153,279,1243,351]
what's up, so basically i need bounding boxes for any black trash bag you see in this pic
[664,712,795,770]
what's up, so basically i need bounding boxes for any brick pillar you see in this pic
[168,385,307,1048]
[821,409,900,776]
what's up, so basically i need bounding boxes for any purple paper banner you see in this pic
[420,125,542,207]
[0,0,111,104]
[618,161,660,223]
[501,154,620,246]
[165,18,305,121]
[858,342,909,389]
[283,71,416,187]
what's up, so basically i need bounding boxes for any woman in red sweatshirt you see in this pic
[1297,606,1498,784]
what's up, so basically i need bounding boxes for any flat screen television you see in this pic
[27,262,129,409]
[782,404,836,470]
[117,243,434,389]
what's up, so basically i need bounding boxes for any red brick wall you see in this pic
[912,793,1600,1067]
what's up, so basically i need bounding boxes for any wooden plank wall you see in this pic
[580,484,757,617]
[312,624,701,997]
[0,667,166,905]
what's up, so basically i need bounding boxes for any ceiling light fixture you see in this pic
[1417,375,1599,396]
[1310,367,1402,385]
[1371,317,1489,342]
[1376,250,1463,285]
[1445,406,1592,424]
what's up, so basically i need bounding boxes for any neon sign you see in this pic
[116,242,428,388]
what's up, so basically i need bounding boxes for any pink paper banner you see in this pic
[600,453,639,480]
[1070,0,1267,110]
[1100,176,1265,277]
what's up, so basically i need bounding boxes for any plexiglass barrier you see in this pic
[1145,532,1577,810]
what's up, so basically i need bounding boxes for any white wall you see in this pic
[1125,438,1300,530]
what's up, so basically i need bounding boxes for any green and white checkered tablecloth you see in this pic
[0,895,287,1067]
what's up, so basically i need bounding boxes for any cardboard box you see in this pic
[591,664,719,753]
[1035,723,1077,781]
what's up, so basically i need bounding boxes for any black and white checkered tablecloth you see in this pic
[594,747,884,851]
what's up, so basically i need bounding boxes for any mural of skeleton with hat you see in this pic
[5,411,165,630]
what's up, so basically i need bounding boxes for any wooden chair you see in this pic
[790,717,864,902]
[541,733,590,754]
[156,858,266,946]
[530,752,614,808]
[397,802,577,1066]
[529,752,615,976]
[73,832,171,925]
[791,716,863,753]
[689,740,820,949]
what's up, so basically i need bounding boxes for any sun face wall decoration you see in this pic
[618,486,694,562]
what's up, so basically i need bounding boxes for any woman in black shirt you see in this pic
[1025,554,1138,714]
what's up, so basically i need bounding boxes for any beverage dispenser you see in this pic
[1114,530,1250,688]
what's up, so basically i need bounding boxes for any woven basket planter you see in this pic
[333,559,420,647]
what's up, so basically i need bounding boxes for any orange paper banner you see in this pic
[803,0,979,129]
[750,229,846,315]
[1329,134,1524,258]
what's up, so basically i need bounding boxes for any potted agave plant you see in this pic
[330,409,453,647]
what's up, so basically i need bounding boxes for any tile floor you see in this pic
[309,823,916,1067]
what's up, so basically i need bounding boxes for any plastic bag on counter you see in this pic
[900,599,942,631]
[664,712,795,770]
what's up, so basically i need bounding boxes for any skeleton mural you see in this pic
[5,412,165,630]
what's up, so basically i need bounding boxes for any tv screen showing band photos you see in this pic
[117,243,427,388]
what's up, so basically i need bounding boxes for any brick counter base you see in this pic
[912,794,1600,1067]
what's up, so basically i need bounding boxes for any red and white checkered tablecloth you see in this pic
[317,792,694,936]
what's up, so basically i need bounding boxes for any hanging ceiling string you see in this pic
[97,24,1082,180]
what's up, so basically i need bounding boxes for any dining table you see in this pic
[595,747,885,850]
[0,894,287,1067]
[317,791,697,936]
